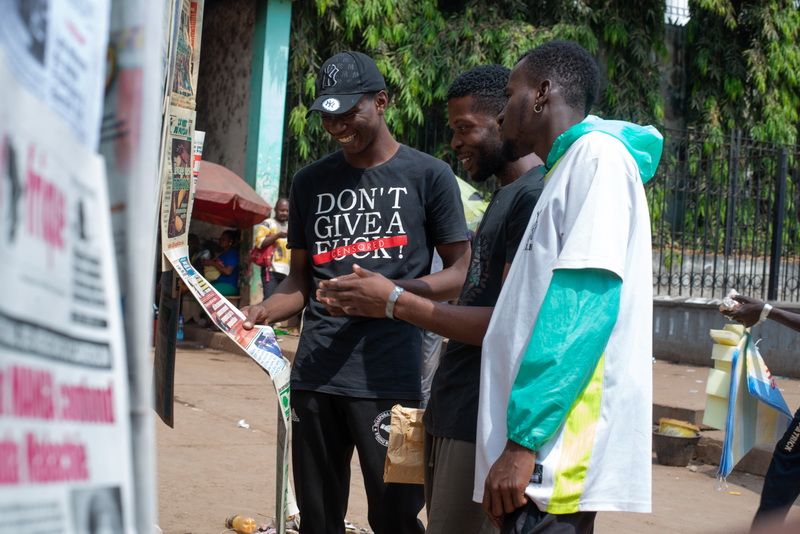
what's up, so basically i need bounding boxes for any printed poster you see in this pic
[0,51,135,533]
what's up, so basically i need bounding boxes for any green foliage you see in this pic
[283,0,800,186]
[284,0,669,180]
[686,0,800,144]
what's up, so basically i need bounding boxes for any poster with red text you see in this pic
[0,51,135,533]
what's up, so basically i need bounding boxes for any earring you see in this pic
[533,103,543,114]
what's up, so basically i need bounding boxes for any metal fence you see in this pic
[280,122,800,302]
[649,129,800,301]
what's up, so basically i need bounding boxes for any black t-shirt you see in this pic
[424,165,545,441]
[288,145,468,399]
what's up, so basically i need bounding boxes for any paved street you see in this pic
[156,335,800,534]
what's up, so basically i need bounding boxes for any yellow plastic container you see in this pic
[657,418,700,437]
[710,329,741,346]
[705,368,731,398]
[723,323,745,336]
[712,344,737,362]
[703,395,728,429]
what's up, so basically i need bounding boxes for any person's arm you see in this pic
[316,263,493,346]
[259,232,285,248]
[201,257,234,276]
[392,240,470,302]
[724,294,800,332]
[482,268,621,524]
[241,249,311,328]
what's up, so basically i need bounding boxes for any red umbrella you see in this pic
[192,161,272,228]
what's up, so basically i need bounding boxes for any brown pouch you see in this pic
[383,404,425,484]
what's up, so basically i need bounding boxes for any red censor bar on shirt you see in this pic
[312,235,408,265]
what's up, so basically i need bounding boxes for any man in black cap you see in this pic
[316,64,544,534]
[242,51,470,534]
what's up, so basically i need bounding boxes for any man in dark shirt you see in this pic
[242,51,470,534]
[723,294,800,530]
[317,64,544,534]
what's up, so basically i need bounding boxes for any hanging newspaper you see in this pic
[0,51,135,533]
[0,0,111,150]
[160,106,196,250]
[157,108,297,526]
[169,0,204,110]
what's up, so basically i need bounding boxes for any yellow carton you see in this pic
[712,344,738,362]
[703,394,728,430]
[705,368,731,398]
[710,329,741,346]
[723,323,745,336]
[714,359,732,374]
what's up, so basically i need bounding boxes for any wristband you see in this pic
[385,286,405,320]
[756,303,772,326]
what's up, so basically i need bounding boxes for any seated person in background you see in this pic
[203,229,240,296]
[188,232,211,273]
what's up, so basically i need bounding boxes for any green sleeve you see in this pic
[507,268,622,450]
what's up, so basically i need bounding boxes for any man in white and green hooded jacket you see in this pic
[476,41,664,534]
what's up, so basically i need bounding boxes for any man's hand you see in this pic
[316,264,395,318]
[241,303,269,330]
[724,295,765,327]
[482,439,536,528]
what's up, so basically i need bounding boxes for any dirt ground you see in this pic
[156,339,800,534]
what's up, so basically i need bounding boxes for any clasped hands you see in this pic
[316,264,395,317]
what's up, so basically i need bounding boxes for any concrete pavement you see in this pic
[154,325,800,533]
[183,323,800,478]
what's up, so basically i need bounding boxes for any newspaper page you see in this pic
[162,247,296,523]
[0,0,111,151]
[156,107,297,523]
[169,0,204,110]
[160,106,196,250]
[153,270,181,427]
[100,0,167,285]
[0,51,135,533]
[96,2,165,532]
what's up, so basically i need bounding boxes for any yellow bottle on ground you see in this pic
[226,515,257,534]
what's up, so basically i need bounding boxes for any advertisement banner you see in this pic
[0,52,135,533]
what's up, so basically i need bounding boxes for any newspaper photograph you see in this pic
[0,51,135,533]
[170,0,203,110]
[0,0,111,150]
[159,106,196,250]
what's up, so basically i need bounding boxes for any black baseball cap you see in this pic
[306,51,387,117]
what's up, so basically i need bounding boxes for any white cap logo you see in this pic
[322,98,340,112]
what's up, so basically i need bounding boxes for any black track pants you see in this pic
[291,390,425,534]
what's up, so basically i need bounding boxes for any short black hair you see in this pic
[517,41,599,116]
[221,229,239,243]
[447,64,510,116]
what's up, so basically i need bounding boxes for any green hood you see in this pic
[546,115,663,184]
